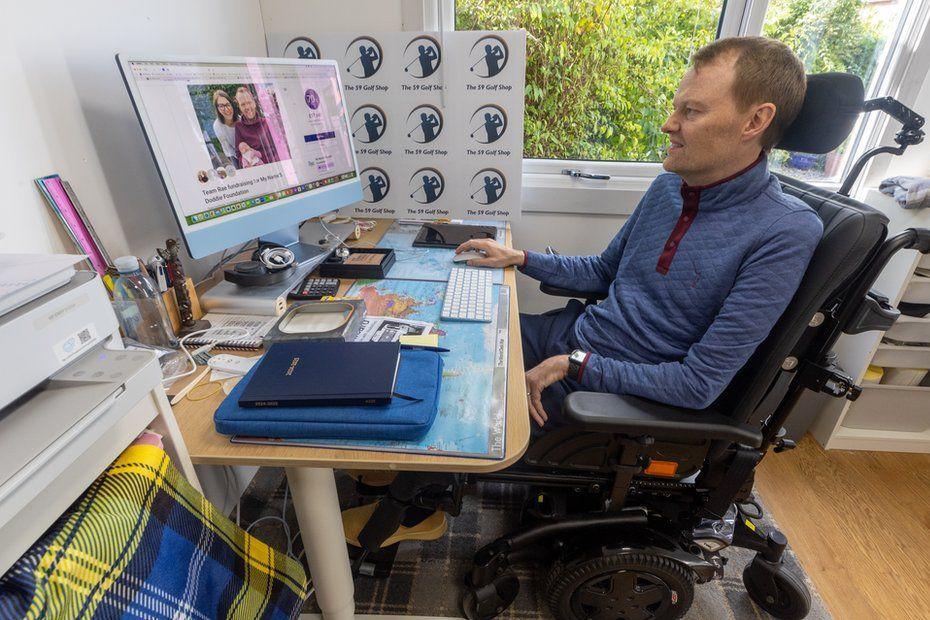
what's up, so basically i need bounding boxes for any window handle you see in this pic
[561,168,611,180]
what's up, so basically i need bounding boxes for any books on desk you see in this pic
[237,341,401,408]
[215,343,443,442]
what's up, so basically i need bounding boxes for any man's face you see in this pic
[236,92,257,120]
[661,55,752,183]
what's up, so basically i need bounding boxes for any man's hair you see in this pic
[692,36,806,150]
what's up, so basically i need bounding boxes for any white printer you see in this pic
[0,261,121,409]
[0,257,202,574]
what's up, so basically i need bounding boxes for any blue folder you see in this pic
[214,349,443,441]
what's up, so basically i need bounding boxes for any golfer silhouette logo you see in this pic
[408,168,445,204]
[469,105,508,144]
[344,36,383,79]
[406,105,443,144]
[361,167,390,203]
[468,35,508,78]
[283,37,321,60]
[350,105,387,144]
[469,169,506,205]
[402,35,441,79]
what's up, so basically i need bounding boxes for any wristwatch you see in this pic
[567,349,589,382]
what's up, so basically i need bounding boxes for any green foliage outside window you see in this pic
[456,0,887,165]
[763,0,883,83]
[456,0,722,162]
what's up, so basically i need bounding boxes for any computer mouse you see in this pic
[453,250,487,263]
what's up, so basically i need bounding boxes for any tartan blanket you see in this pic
[0,445,307,619]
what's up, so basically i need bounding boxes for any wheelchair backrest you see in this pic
[712,175,888,424]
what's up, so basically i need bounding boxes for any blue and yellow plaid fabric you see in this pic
[0,445,307,619]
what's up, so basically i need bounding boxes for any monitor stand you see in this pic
[201,219,356,313]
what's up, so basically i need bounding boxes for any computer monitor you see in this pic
[117,54,362,261]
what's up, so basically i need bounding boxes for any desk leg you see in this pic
[286,467,355,620]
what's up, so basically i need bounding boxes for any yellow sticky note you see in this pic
[400,333,439,347]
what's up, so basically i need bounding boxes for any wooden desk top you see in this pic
[171,218,530,473]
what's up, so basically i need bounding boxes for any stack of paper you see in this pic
[0,254,85,315]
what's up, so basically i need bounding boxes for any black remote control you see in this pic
[288,275,340,300]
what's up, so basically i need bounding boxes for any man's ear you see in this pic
[743,103,776,143]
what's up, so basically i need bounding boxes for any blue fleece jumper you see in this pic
[520,156,823,410]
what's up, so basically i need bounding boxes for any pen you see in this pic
[400,344,450,353]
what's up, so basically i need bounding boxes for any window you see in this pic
[763,0,912,182]
[453,0,919,188]
[454,0,725,163]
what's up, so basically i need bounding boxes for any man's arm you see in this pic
[456,195,645,291]
[577,211,822,410]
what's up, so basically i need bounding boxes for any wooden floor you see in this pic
[755,435,930,619]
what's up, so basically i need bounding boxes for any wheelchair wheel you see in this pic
[743,557,811,620]
[547,551,694,620]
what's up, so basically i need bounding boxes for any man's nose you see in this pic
[661,114,678,134]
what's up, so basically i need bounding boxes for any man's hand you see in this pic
[525,355,569,427]
[455,238,524,268]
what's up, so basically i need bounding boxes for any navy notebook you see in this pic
[237,340,401,408]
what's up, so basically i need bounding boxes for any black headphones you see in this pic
[223,242,296,286]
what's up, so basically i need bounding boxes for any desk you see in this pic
[171,218,529,619]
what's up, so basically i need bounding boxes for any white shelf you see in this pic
[810,189,930,453]
[829,424,930,453]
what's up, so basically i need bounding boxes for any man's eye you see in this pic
[686,108,698,116]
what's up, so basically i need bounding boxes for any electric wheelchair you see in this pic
[345,73,927,620]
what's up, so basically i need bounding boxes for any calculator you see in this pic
[288,275,340,300]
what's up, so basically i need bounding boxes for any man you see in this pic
[456,37,823,430]
[233,87,281,165]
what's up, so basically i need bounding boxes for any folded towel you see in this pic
[879,175,930,209]
[214,348,443,441]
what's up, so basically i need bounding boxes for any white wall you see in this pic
[1,1,266,277]
[261,0,408,33]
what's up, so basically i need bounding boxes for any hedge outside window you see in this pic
[455,0,908,179]
[455,0,724,163]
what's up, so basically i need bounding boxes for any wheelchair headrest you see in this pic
[775,73,865,154]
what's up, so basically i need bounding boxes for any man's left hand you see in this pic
[525,355,569,427]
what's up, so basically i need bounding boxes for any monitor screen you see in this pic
[118,55,362,258]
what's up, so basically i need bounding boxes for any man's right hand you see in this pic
[455,238,525,268]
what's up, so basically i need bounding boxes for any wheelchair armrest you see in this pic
[563,392,763,448]
[539,283,609,301]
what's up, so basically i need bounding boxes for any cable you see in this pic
[317,217,349,250]
[198,239,257,285]
[161,326,252,385]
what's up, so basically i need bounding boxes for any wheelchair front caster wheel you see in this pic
[743,556,811,620]
[461,571,519,620]
[547,552,694,620]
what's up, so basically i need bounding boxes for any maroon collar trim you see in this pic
[681,152,765,192]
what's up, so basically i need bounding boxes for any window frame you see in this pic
[419,0,927,212]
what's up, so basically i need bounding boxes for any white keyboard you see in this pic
[441,267,494,322]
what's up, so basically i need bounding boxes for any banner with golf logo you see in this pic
[269,30,526,221]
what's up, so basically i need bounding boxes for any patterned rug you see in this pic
[238,468,832,619]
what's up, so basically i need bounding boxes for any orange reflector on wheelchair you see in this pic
[644,460,679,477]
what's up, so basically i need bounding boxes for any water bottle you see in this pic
[112,256,179,348]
